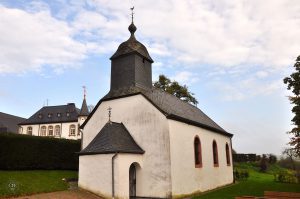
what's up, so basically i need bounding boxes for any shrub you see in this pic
[233,169,249,181]
[260,154,268,172]
[274,170,299,184]
[0,133,81,170]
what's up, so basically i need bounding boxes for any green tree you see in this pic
[283,55,300,157]
[154,74,198,105]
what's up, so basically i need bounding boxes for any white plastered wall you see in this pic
[19,122,80,140]
[168,119,233,196]
[80,94,172,198]
[79,154,113,198]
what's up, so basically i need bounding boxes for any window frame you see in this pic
[55,125,60,137]
[226,143,231,166]
[212,140,219,167]
[194,136,203,168]
[48,125,53,136]
[69,124,76,136]
[27,126,32,135]
[41,126,46,136]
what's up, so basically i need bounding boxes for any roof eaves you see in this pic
[166,114,233,137]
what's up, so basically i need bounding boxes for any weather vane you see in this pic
[108,107,112,123]
[130,6,134,23]
[82,86,86,99]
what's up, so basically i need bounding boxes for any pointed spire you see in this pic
[79,86,89,117]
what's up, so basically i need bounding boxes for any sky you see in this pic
[1,0,299,155]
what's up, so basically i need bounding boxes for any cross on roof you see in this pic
[83,86,86,99]
[108,107,112,123]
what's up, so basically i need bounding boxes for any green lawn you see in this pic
[0,170,78,197]
[193,163,300,199]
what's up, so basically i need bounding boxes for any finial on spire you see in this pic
[82,86,86,99]
[108,107,112,123]
[130,6,134,23]
[128,6,137,35]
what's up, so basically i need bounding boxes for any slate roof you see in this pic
[19,103,80,125]
[0,112,25,133]
[79,122,144,155]
[79,98,89,116]
[81,86,233,137]
[110,23,153,63]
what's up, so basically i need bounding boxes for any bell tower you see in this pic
[110,8,154,91]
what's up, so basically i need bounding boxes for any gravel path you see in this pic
[6,190,103,199]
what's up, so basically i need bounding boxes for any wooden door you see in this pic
[129,164,136,198]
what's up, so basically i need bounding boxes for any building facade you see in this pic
[19,97,89,140]
[78,20,233,199]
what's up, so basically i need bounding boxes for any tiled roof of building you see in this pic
[81,86,232,137]
[79,98,89,116]
[79,122,144,155]
[0,112,25,133]
[19,103,80,125]
[110,22,153,63]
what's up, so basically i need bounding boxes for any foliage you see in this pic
[260,154,268,172]
[193,162,300,199]
[153,75,198,105]
[274,170,299,184]
[233,153,257,162]
[0,170,77,197]
[233,169,249,181]
[283,55,300,157]
[0,133,81,170]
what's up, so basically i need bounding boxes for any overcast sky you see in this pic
[1,0,299,155]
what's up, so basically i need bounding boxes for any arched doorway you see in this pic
[129,163,136,198]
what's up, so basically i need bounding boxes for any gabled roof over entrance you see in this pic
[79,122,144,155]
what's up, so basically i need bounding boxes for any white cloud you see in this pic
[0,5,92,74]
[171,71,199,85]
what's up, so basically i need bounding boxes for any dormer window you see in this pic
[57,113,61,117]
[38,114,43,119]
[48,113,52,118]
[66,112,70,117]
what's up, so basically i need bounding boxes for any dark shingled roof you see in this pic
[81,86,232,137]
[79,98,89,116]
[19,103,80,125]
[110,23,153,63]
[0,112,25,133]
[79,122,144,155]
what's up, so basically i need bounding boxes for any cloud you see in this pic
[0,5,92,74]
[171,71,199,85]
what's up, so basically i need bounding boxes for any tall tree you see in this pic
[283,55,300,157]
[154,74,198,105]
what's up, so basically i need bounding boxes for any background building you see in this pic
[19,97,89,140]
[0,112,25,134]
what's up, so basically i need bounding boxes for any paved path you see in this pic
[6,190,103,199]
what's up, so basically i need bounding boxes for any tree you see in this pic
[154,75,198,105]
[283,55,300,157]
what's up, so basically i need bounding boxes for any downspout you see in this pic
[230,137,234,183]
[112,153,118,199]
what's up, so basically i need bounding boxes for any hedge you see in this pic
[0,133,81,170]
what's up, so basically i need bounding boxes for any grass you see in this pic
[193,163,300,199]
[0,170,78,197]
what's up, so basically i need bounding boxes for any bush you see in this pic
[274,170,299,184]
[0,133,81,170]
[233,169,249,181]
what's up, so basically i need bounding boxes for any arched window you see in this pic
[69,124,76,136]
[48,126,53,136]
[55,125,60,136]
[212,140,219,167]
[27,126,32,135]
[226,143,231,166]
[41,126,46,136]
[194,136,202,168]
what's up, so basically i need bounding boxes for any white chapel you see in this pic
[78,16,234,199]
